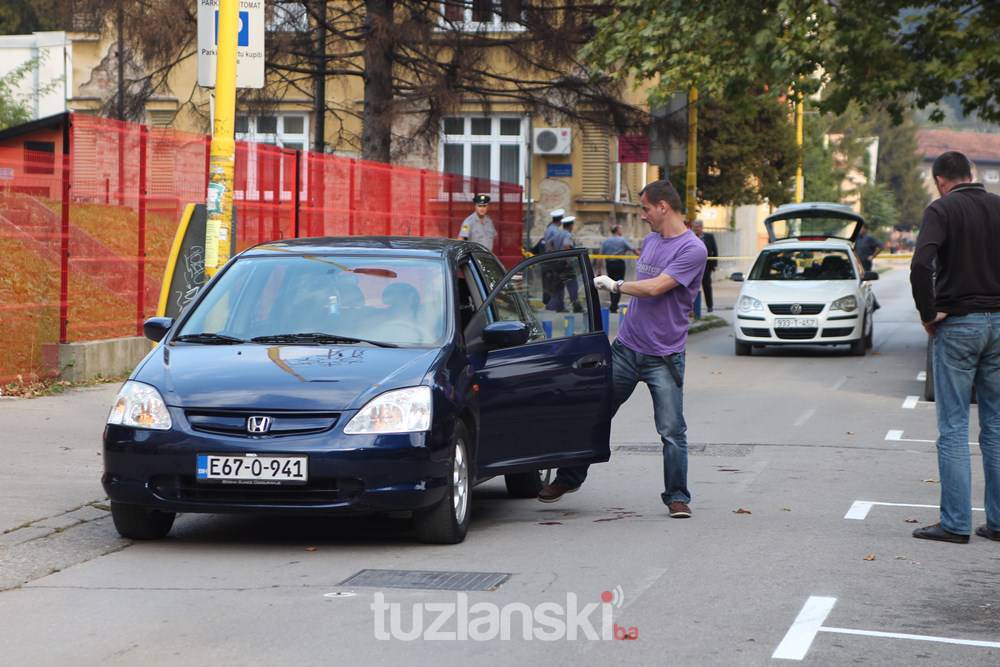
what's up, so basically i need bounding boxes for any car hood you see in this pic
[741,280,858,303]
[135,344,442,411]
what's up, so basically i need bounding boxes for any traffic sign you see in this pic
[198,0,264,89]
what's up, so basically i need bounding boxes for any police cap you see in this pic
[473,194,491,205]
[550,208,565,219]
[561,215,576,226]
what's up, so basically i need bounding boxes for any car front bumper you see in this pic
[102,423,451,515]
[734,311,862,344]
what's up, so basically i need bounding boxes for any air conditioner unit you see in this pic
[532,128,572,155]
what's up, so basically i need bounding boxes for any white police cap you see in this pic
[561,215,576,225]
[550,208,565,219]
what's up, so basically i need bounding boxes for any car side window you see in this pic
[455,259,486,331]
[490,255,593,341]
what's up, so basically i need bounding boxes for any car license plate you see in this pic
[196,454,307,484]
[774,318,817,328]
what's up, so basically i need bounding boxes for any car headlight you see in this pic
[344,386,432,435]
[831,295,858,312]
[107,381,172,430]
[737,295,764,313]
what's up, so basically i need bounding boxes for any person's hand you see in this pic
[594,275,618,293]
[923,312,948,336]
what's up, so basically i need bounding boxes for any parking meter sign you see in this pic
[197,0,265,89]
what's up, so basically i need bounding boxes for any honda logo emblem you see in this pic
[247,416,272,434]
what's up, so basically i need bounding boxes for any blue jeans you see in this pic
[555,340,690,505]
[933,313,1000,534]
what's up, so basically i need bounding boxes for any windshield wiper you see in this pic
[250,332,398,348]
[173,332,247,344]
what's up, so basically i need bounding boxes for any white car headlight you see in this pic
[107,381,172,430]
[831,295,858,312]
[344,386,432,435]
[737,295,764,313]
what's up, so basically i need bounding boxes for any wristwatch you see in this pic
[615,279,625,293]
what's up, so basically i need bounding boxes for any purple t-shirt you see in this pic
[616,230,707,356]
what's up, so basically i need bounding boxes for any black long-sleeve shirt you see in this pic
[910,182,1000,322]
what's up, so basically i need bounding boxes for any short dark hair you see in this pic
[638,179,683,213]
[932,151,973,182]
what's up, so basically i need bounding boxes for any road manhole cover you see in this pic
[338,569,510,591]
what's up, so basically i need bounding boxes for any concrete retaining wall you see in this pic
[57,337,150,383]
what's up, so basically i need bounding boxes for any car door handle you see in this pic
[573,354,607,369]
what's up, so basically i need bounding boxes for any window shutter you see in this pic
[581,123,609,200]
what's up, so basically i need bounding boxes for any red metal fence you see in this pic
[0,114,523,384]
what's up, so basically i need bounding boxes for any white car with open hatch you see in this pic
[731,202,879,356]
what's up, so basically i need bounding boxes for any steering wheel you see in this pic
[368,319,434,344]
[781,263,797,279]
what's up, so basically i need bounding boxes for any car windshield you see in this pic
[177,254,448,347]
[748,248,856,281]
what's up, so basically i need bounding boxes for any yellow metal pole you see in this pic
[795,93,804,204]
[205,0,239,276]
[685,87,698,222]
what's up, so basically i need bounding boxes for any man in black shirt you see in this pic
[855,224,883,272]
[910,150,1000,545]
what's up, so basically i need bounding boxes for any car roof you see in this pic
[240,236,474,259]
[762,239,855,251]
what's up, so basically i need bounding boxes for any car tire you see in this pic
[414,422,471,544]
[734,339,752,356]
[924,338,935,402]
[505,469,554,498]
[110,502,175,540]
[849,325,867,356]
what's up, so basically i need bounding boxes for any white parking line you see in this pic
[829,376,847,391]
[793,408,816,427]
[845,500,985,520]
[819,626,1000,649]
[902,395,920,409]
[917,371,927,382]
[884,430,978,445]
[772,596,837,660]
[775,596,1000,660]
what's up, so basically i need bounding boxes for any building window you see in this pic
[24,141,55,175]
[440,115,525,195]
[441,0,525,31]
[985,169,999,184]
[267,2,309,32]
[235,113,309,150]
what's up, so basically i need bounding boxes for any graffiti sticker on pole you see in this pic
[197,0,265,89]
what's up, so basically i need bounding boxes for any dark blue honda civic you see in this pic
[103,237,612,543]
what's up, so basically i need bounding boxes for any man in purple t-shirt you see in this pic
[538,179,707,518]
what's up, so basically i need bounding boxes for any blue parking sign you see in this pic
[215,10,250,47]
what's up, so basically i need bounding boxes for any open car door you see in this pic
[465,249,613,476]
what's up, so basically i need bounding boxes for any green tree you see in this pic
[583,1,1000,127]
[0,59,37,131]
[870,112,927,230]
[860,182,899,234]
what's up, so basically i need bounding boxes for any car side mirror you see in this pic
[863,271,879,281]
[730,272,744,282]
[143,317,174,342]
[482,321,529,349]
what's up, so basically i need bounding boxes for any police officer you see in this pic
[539,208,565,306]
[547,216,582,312]
[458,194,497,251]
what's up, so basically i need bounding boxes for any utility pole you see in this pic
[204,0,239,276]
[795,93,804,203]
[685,87,698,222]
[116,1,124,121]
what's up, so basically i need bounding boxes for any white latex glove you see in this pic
[594,275,618,293]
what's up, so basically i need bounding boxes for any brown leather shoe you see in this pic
[537,482,579,503]
[668,501,691,518]
[912,523,969,543]
[976,524,1000,541]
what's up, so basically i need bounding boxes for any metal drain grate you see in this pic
[614,443,754,457]
[339,569,511,591]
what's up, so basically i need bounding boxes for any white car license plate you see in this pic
[774,318,817,328]
[197,454,307,484]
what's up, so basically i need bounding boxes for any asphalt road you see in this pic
[2,265,998,665]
